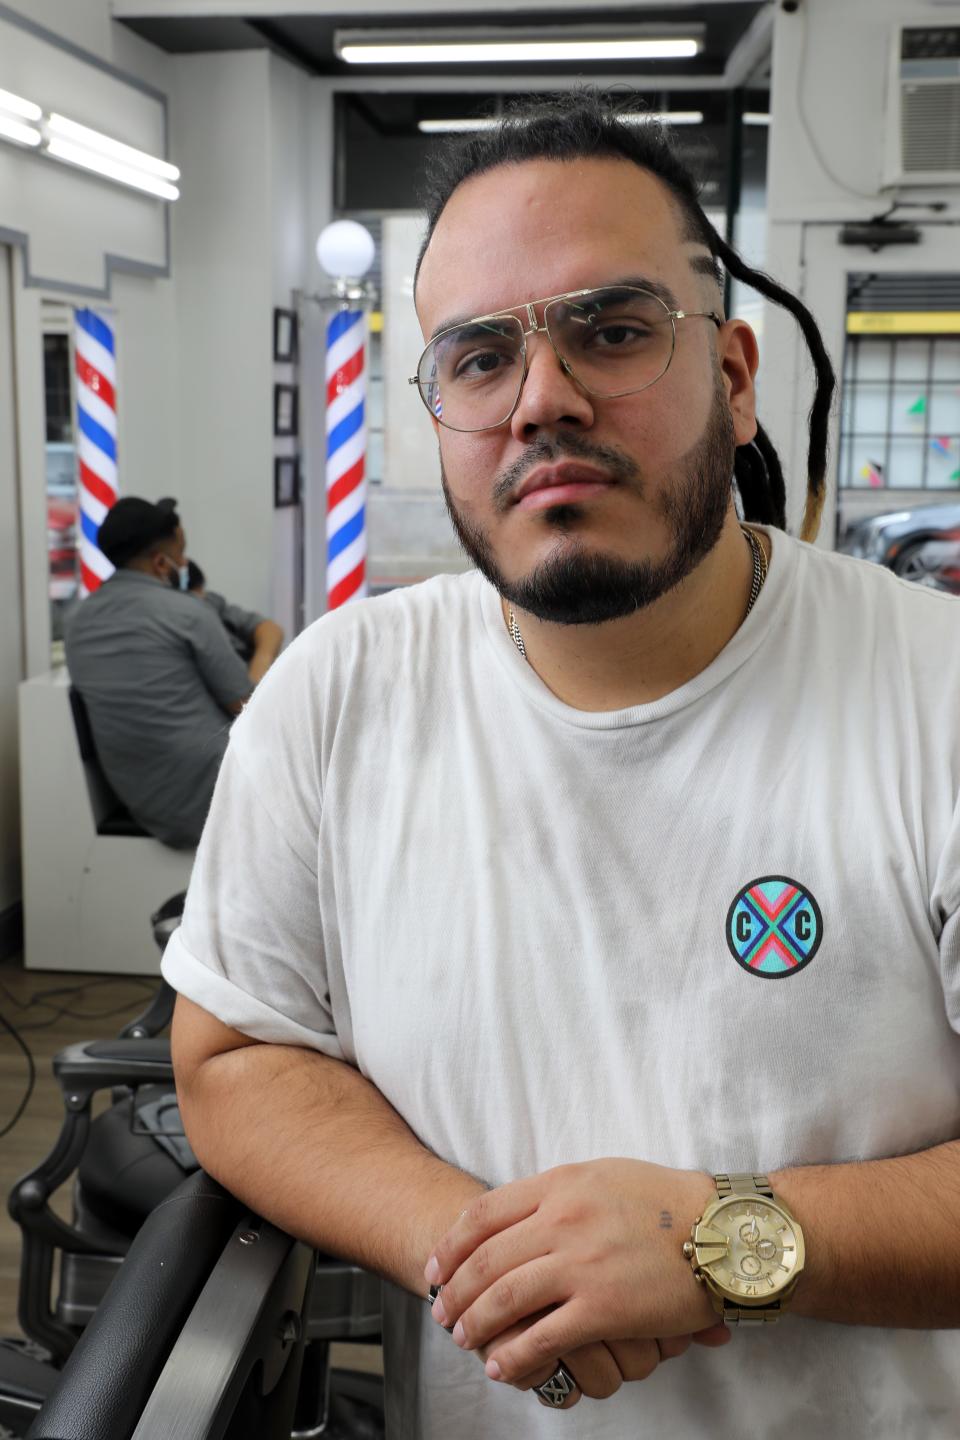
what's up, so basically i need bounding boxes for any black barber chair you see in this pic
[4,894,384,1437]
[68,686,149,837]
[26,1169,315,1440]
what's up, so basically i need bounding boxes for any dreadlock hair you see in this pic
[415,90,835,542]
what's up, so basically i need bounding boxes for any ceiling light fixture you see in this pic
[44,138,180,201]
[744,112,771,126]
[417,117,499,133]
[337,32,700,66]
[0,86,42,123]
[619,111,704,126]
[0,114,42,148]
[47,113,180,182]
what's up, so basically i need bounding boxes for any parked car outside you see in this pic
[910,538,960,596]
[838,501,960,582]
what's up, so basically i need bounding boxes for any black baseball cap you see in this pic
[98,496,180,567]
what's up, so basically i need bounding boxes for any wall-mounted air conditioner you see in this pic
[883,24,960,187]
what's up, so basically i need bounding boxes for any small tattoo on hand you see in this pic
[659,1210,673,1230]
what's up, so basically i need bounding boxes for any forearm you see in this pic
[771,1139,960,1327]
[247,621,283,684]
[176,1037,485,1295]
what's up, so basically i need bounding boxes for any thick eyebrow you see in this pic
[428,273,684,342]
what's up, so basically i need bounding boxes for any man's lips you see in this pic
[512,463,616,511]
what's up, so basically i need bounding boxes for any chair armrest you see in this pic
[8,1038,175,1359]
[26,1171,247,1440]
[54,1039,173,1095]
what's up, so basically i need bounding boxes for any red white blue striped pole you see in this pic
[325,307,367,609]
[74,308,118,594]
[316,220,376,611]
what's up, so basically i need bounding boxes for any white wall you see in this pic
[168,49,275,614]
[268,53,309,636]
[763,0,960,544]
[0,10,169,287]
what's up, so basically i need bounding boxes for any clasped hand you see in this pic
[424,1159,729,1407]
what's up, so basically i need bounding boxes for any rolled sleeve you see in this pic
[162,734,343,1058]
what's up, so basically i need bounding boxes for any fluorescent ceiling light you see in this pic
[339,38,699,65]
[45,138,180,200]
[0,114,41,148]
[0,87,42,123]
[47,112,180,182]
[418,117,499,133]
[744,112,770,126]
[619,111,704,126]
[419,110,703,134]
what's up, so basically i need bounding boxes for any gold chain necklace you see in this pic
[507,525,768,661]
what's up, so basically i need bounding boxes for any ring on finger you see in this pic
[532,1362,579,1408]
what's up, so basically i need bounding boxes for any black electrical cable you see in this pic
[0,975,158,1138]
[0,974,154,1031]
[0,1006,36,1141]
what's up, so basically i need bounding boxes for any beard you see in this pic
[440,381,737,626]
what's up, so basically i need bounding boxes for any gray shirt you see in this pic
[202,588,265,661]
[64,569,253,847]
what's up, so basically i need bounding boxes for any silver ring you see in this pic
[533,1362,578,1408]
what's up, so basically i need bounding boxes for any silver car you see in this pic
[839,502,960,580]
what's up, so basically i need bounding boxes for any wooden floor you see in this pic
[0,956,157,1337]
[0,953,381,1377]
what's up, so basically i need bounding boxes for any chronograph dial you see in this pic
[682,1173,805,1323]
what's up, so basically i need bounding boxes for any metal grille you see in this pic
[847,273,960,312]
[902,82,960,172]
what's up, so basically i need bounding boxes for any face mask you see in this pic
[166,559,190,592]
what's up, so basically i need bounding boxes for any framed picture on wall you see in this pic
[273,306,298,363]
[273,383,299,437]
[274,456,299,508]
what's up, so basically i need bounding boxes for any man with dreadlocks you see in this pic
[165,92,960,1438]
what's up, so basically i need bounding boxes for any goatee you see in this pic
[440,384,737,626]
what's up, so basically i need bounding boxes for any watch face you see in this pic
[696,1198,803,1302]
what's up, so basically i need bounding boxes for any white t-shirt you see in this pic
[163,527,960,1439]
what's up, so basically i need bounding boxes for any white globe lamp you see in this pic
[316,220,376,281]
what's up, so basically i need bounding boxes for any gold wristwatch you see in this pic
[682,1172,805,1325]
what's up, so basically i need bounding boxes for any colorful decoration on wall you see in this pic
[325,307,368,609]
[75,308,118,595]
[931,436,954,458]
[860,460,884,488]
[907,396,926,417]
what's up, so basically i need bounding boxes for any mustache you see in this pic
[492,433,642,511]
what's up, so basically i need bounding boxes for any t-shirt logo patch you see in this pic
[725,877,823,979]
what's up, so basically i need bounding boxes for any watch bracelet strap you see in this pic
[722,1298,783,1325]
[714,1172,773,1200]
[713,1173,781,1323]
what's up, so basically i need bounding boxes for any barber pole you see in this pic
[75,308,118,594]
[325,307,367,609]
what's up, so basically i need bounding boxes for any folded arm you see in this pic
[172,993,484,1294]
[172,995,727,1406]
[427,1141,960,1386]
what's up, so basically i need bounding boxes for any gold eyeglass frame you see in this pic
[408,284,723,433]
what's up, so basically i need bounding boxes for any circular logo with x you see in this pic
[726,876,823,979]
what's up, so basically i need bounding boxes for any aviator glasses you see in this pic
[409,284,722,434]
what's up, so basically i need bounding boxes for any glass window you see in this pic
[885,436,926,489]
[838,331,960,497]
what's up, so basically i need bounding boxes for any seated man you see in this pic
[65,496,254,848]
[184,559,283,683]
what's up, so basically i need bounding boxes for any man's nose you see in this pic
[508,335,594,441]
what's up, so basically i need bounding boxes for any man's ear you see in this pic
[718,318,759,447]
